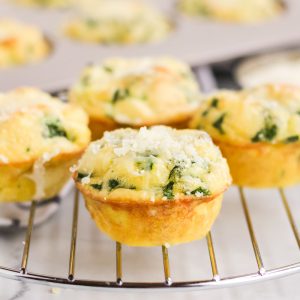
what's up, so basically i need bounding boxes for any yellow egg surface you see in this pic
[0,18,50,68]
[75,126,231,203]
[189,84,300,187]
[0,87,91,202]
[64,0,171,44]
[179,0,283,23]
[190,84,300,146]
[70,57,201,128]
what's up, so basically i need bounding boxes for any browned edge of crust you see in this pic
[89,109,196,129]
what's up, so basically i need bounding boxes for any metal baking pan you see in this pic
[1,0,300,91]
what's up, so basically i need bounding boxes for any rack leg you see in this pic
[279,189,300,249]
[116,242,123,286]
[239,187,265,275]
[68,190,79,281]
[206,232,220,281]
[162,245,172,286]
[20,201,37,274]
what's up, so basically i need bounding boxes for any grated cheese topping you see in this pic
[75,126,231,202]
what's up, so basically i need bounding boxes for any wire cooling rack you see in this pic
[0,65,299,291]
[0,187,299,291]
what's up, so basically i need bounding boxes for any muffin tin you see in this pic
[1,0,300,91]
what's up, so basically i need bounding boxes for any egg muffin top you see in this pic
[0,18,49,68]
[70,57,201,126]
[189,84,300,145]
[0,87,91,165]
[64,0,171,44]
[14,0,69,8]
[179,0,283,23]
[74,126,231,203]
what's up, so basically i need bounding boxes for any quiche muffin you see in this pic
[0,19,49,68]
[179,0,284,23]
[0,87,91,202]
[73,126,231,246]
[69,57,202,139]
[189,84,300,187]
[64,0,171,44]
[14,0,69,8]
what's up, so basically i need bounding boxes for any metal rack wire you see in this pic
[0,65,300,291]
[0,187,299,291]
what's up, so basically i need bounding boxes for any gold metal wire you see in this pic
[116,242,123,286]
[239,187,265,275]
[7,184,300,290]
[206,232,220,281]
[20,201,37,274]
[162,245,172,286]
[279,189,300,249]
[68,190,79,281]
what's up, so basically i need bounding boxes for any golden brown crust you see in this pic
[88,113,195,139]
[83,192,223,246]
[88,117,120,140]
[215,139,300,187]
